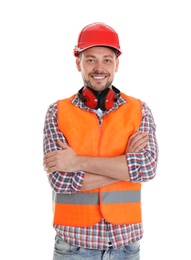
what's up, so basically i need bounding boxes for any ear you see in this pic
[76,58,81,71]
[115,58,119,72]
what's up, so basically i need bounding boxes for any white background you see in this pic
[0,0,191,259]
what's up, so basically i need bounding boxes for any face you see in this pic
[76,46,119,92]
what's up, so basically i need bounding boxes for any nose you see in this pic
[93,62,104,73]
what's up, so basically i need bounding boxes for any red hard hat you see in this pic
[74,22,122,57]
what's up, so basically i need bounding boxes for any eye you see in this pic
[104,59,112,63]
[87,58,95,63]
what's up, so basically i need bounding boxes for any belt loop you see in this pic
[108,242,113,247]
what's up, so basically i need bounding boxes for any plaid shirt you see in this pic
[43,92,158,250]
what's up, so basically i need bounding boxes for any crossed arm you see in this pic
[43,131,149,190]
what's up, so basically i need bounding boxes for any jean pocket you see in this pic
[54,235,81,256]
[123,241,140,254]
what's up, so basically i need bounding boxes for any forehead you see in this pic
[82,46,116,57]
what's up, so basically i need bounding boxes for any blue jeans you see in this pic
[53,235,140,260]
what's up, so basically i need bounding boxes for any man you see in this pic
[43,22,158,260]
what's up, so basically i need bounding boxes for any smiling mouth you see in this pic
[92,76,106,80]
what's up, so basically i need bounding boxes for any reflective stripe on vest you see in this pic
[54,190,141,204]
[53,93,142,227]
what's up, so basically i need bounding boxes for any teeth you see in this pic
[93,76,105,79]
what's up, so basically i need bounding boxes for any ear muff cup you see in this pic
[78,86,119,110]
[99,88,116,110]
[79,87,99,109]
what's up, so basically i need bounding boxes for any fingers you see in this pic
[132,132,149,152]
[128,131,144,147]
[43,140,68,163]
[57,139,68,149]
[127,131,149,153]
[44,158,62,175]
[43,151,58,174]
[43,139,67,175]
[133,135,149,152]
[43,155,54,174]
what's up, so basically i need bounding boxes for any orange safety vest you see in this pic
[53,93,142,227]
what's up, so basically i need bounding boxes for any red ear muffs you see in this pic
[79,87,99,109]
[78,86,120,110]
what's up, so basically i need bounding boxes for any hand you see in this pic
[43,139,78,174]
[126,131,149,153]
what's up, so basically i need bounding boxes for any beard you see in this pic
[84,79,113,93]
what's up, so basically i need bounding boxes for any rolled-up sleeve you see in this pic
[127,102,159,182]
[43,102,85,194]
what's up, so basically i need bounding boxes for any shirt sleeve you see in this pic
[43,102,85,194]
[126,101,159,182]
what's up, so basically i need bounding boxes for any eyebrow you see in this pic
[85,54,114,59]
